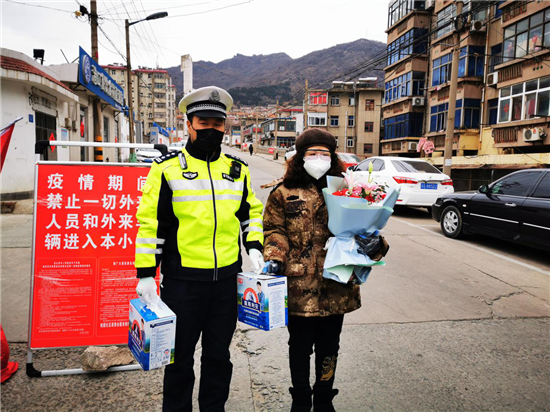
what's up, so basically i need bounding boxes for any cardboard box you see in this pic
[128,298,176,371]
[237,272,288,331]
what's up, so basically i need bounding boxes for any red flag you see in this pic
[0,116,23,173]
[49,132,56,152]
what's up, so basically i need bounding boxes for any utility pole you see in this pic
[344,109,348,154]
[255,114,258,147]
[443,0,464,177]
[304,79,308,132]
[90,0,103,162]
[274,100,279,149]
[125,19,136,159]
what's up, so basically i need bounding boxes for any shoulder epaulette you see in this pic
[154,151,179,164]
[224,153,248,167]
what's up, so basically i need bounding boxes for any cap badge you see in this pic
[209,90,220,102]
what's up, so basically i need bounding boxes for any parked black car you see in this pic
[432,169,550,251]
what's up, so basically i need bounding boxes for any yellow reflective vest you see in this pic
[135,145,264,281]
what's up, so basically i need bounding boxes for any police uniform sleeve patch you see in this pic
[224,153,248,167]
[154,151,179,164]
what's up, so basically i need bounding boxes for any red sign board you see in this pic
[30,163,158,349]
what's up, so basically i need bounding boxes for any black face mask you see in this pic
[192,127,224,154]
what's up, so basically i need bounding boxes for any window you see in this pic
[502,10,550,63]
[364,122,374,132]
[435,4,456,39]
[385,71,425,104]
[488,99,499,125]
[463,0,487,21]
[388,0,425,28]
[429,99,480,131]
[392,160,441,174]
[348,115,355,127]
[358,158,385,172]
[364,143,373,154]
[489,43,502,73]
[531,173,550,199]
[430,103,449,132]
[387,28,428,66]
[491,171,541,197]
[309,92,328,105]
[498,77,550,123]
[347,137,354,148]
[349,94,355,106]
[432,53,452,86]
[103,116,110,142]
[384,113,424,139]
[462,99,481,128]
[458,46,485,78]
[330,116,339,127]
[330,95,340,106]
[365,100,375,110]
[308,113,327,126]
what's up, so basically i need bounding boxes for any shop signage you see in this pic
[78,47,124,111]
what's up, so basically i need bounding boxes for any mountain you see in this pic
[164,38,386,106]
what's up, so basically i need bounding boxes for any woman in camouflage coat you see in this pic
[263,129,385,412]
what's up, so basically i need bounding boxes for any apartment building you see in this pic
[326,79,383,157]
[383,0,430,156]
[384,0,550,188]
[306,80,383,157]
[103,65,176,139]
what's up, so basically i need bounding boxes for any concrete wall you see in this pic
[1,79,77,198]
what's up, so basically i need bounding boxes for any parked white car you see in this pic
[351,156,454,207]
[285,145,297,161]
[136,149,161,163]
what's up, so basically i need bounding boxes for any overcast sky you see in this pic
[1,0,389,69]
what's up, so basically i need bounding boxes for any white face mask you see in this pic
[303,158,331,180]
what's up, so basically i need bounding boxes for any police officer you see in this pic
[134,86,265,412]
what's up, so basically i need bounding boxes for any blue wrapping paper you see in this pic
[321,176,399,284]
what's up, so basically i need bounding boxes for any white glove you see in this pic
[249,248,265,274]
[136,277,160,311]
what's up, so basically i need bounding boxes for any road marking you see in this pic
[393,217,550,276]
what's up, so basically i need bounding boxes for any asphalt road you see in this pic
[1,147,549,411]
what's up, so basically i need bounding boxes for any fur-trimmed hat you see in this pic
[295,128,337,152]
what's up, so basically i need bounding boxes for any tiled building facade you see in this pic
[383,0,550,185]
[307,79,383,157]
[103,65,176,139]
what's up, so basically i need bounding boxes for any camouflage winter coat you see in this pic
[263,183,361,317]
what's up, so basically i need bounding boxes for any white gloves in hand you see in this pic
[249,248,265,274]
[136,277,160,310]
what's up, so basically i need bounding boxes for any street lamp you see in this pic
[125,11,168,161]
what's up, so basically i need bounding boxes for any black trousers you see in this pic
[160,274,237,412]
[287,314,345,391]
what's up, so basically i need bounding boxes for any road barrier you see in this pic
[27,141,166,377]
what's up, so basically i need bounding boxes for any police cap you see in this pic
[178,86,233,119]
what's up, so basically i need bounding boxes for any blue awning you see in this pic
[153,122,169,137]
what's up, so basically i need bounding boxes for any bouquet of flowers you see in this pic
[321,166,399,284]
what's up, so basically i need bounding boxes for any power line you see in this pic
[5,0,75,14]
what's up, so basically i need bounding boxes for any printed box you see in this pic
[128,298,176,371]
[237,272,288,331]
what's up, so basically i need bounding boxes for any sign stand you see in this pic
[27,141,167,377]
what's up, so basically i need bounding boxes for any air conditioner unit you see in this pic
[412,97,425,107]
[408,142,418,151]
[64,117,71,128]
[487,72,498,86]
[470,20,486,31]
[425,0,435,9]
[523,127,542,142]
